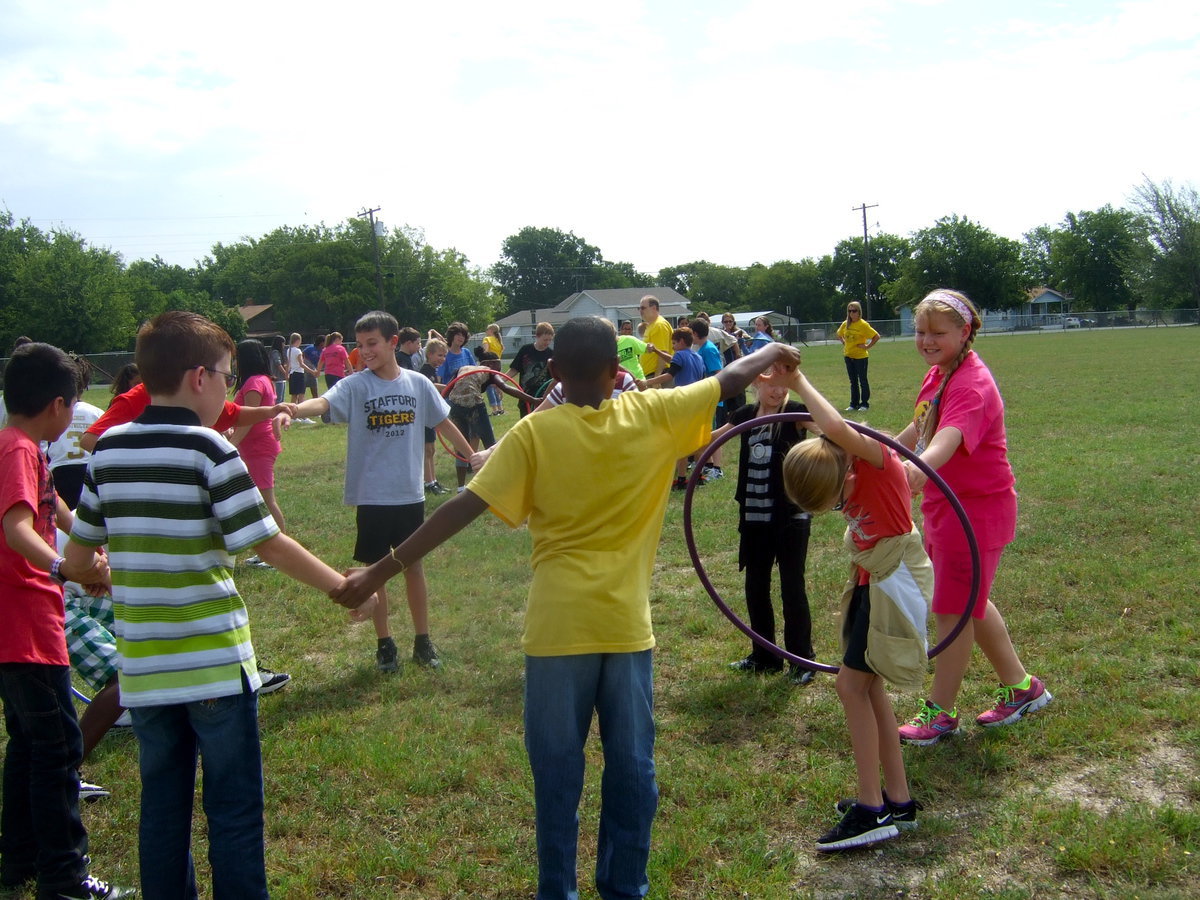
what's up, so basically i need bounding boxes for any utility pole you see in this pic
[852,202,879,319]
[356,206,385,307]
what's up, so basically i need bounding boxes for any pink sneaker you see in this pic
[975,675,1052,727]
[898,699,959,746]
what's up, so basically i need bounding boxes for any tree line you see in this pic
[2,177,1196,354]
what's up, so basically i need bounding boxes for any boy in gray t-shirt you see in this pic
[287,311,474,673]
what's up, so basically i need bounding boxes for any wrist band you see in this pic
[389,545,408,574]
[50,556,66,584]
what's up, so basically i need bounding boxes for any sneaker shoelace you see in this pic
[992,684,1018,705]
[908,699,955,726]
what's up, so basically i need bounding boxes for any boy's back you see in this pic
[466,379,720,655]
[73,408,278,704]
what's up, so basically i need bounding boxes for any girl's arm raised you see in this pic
[788,370,883,468]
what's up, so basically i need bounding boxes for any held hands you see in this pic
[347,591,380,623]
[470,448,492,472]
[329,566,381,610]
[903,460,928,495]
[68,551,111,595]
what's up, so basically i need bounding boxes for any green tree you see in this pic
[1046,206,1145,311]
[1130,177,1200,308]
[742,259,835,325]
[492,227,646,315]
[823,233,911,317]
[0,214,134,352]
[886,215,1027,310]
[657,261,749,310]
[195,220,500,336]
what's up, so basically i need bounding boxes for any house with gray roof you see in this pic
[493,287,692,347]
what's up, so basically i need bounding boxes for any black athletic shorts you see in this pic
[842,582,875,674]
[354,502,425,565]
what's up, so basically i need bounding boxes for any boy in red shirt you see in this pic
[0,343,133,899]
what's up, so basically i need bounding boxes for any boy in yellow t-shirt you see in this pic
[331,317,800,899]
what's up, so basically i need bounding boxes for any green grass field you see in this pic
[61,327,1200,898]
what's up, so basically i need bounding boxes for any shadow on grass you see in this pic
[667,672,797,745]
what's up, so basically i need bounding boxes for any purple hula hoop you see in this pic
[682,411,981,674]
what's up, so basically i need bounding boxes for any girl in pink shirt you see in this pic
[895,289,1051,746]
[317,332,351,387]
[231,340,284,566]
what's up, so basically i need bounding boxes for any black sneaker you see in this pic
[816,803,898,852]
[412,636,441,669]
[376,637,399,673]
[256,664,291,695]
[835,795,922,831]
[37,875,137,899]
[729,655,782,674]
[671,477,687,492]
[78,778,110,803]
[788,664,816,686]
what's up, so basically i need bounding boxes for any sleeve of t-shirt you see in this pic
[86,388,144,436]
[214,401,241,432]
[419,374,452,426]
[464,422,534,529]
[322,375,355,425]
[0,442,40,524]
[206,438,280,553]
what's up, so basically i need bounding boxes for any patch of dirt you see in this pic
[1039,736,1197,813]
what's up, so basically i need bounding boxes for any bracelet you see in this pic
[50,556,67,584]
[388,545,408,573]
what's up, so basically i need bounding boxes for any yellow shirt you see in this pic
[482,335,504,357]
[837,319,879,359]
[640,317,674,377]
[467,379,721,656]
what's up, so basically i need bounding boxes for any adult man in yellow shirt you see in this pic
[638,295,674,383]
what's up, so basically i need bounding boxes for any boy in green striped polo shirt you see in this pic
[68,311,375,898]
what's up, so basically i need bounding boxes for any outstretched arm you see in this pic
[490,374,537,407]
[714,341,801,399]
[788,370,882,468]
[330,491,490,607]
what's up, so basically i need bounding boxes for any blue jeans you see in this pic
[524,652,658,900]
[0,664,88,892]
[844,356,870,408]
[132,684,268,899]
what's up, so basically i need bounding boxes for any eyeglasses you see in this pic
[191,365,237,390]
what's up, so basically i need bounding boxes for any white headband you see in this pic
[925,290,974,325]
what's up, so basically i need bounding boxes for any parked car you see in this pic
[1064,317,1082,328]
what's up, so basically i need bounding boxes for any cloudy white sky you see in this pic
[2,0,1198,275]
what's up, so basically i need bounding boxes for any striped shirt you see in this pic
[72,406,279,706]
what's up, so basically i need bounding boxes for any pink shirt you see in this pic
[320,344,350,378]
[914,351,1017,553]
[234,375,281,462]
